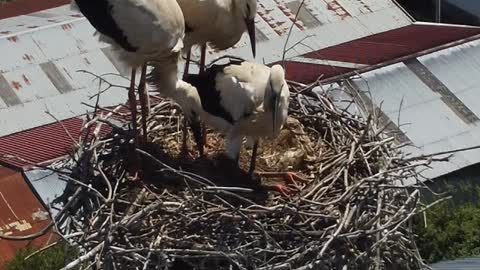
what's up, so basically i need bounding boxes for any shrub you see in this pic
[6,242,78,270]
[415,201,480,263]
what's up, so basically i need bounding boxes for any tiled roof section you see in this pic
[0,166,57,270]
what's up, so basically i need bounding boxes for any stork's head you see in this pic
[235,0,257,57]
[265,65,289,136]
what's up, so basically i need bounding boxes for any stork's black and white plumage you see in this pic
[148,58,307,194]
[71,0,185,146]
[182,59,289,170]
[178,0,257,75]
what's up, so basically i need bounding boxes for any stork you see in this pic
[149,58,306,195]
[178,0,257,76]
[176,0,258,155]
[71,0,185,148]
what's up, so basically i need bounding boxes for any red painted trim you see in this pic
[0,0,70,20]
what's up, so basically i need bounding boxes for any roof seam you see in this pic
[0,17,85,39]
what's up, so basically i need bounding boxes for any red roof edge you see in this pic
[0,160,22,172]
[413,21,480,29]
[0,0,70,20]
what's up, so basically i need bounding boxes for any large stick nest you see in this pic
[49,79,437,270]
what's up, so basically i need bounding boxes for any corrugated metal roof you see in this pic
[0,166,57,269]
[0,16,129,136]
[0,95,168,170]
[306,22,480,64]
[345,37,480,181]
[430,257,480,270]
[0,117,112,169]
[24,170,66,217]
[0,0,409,169]
[0,0,411,138]
[286,22,480,83]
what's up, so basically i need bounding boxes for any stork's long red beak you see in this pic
[245,18,256,57]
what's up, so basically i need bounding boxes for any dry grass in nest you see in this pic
[146,112,319,191]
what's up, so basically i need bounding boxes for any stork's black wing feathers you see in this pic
[183,63,247,125]
[74,0,137,52]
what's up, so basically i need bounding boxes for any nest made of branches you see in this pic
[46,79,444,270]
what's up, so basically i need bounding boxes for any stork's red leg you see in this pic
[129,68,139,147]
[138,64,149,144]
[256,172,310,196]
[128,68,140,181]
[247,140,259,177]
[258,172,310,184]
[272,184,296,197]
[180,50,193,159]
[180,117,194,160]
[199,44,207,146]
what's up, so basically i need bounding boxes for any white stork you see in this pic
[149,58,306,195]
[177,0,257,73]
[71,0,185,146]
[174,0,258,154]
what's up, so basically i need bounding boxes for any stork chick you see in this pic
[71,0,185,147]
[179,59,305,195]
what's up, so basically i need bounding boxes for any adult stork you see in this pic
[174,0,257,154]
[149,58,306,195]
[178,0,257,73]
[71,0,185,146]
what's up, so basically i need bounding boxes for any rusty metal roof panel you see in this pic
[347,37,480,181]
[0,166,56,269]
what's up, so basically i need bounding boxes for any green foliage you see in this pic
[6,242,79,270]
[415,201,480,263]
[414,170,480,264]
